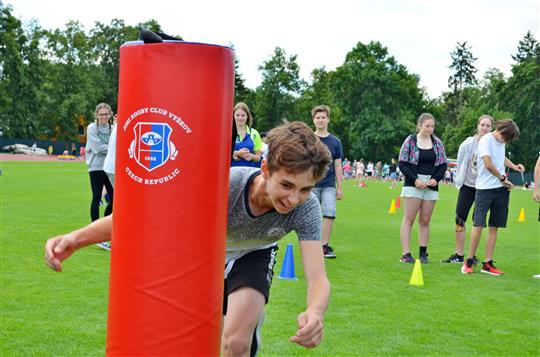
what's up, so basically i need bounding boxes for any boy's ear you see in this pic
[260,160,269,179]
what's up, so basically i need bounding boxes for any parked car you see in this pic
[2,143,47,156]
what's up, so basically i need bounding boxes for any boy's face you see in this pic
[313,112,329,131]
[262,163,315,214]
[494,130,510,144]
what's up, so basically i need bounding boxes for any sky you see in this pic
[6,0,540,98]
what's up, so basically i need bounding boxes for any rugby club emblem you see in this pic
[128,122,178,172]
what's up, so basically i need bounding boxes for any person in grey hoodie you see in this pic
[86,103,114,222]
[441,115,493,263]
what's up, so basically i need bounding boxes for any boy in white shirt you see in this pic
[461,119,524,276]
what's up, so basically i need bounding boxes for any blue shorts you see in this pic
[312,186,337,219]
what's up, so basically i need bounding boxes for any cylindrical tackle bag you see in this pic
[108,39,234,356]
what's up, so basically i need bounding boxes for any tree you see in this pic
[229,44,254,104]
[511,30,540,64]
[479,68,507,110]
[0,4,47,138]
[499,32,540,170]
[295,67,347,150]
[253,47,304,130]
[331,41,424,161]
[89,19,174,111]
[0,5,174,141]
[40,21,107,140]
[441,84,511,158]
[89,19,138,110]
[447,41,478,119]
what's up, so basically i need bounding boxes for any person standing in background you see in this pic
[312,105,343,259]
[532,154,540,279]
[231,102,263,168]
[103,114,117,186]
[260,131,269,162]
[97,114,118,252]
[86,103,114,222]
[442,115,493,264]
[389,158,398,189]
[398,113,447,264]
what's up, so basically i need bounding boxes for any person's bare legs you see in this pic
[484,226,498,262]
[455,229,466,256]
[322,218,333,246]
[222,287,265,357]
[467,226,484,259]
[418,200,436,248]
[400,198,422,255]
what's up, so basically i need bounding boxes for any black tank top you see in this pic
[418,148,436,175]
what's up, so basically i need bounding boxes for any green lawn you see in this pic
[1,161,539,356]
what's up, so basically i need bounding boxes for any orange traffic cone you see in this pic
[388,199,396,214]
[396,196,401,209]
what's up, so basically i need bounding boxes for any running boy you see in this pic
[45,121,332,356]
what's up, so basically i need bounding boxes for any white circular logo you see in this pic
[141,131,163,146]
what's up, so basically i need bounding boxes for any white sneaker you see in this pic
[533,274,540,279]
[96,242,111,251]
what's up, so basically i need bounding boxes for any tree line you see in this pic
[1,3,538,169]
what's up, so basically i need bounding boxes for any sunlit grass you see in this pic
[1,161,539,356]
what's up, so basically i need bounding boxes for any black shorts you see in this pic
[223,245,278,315]
[473,187,510,228]
[455,185,476,225]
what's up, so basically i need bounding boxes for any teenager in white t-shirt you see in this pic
[461,119,524,276]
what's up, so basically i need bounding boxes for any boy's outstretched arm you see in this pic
[45,215,113,272]
[291,240,330,348]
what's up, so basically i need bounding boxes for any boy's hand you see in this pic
[503,179,514,190]
[290,310,324,348]
[44,234,78,272]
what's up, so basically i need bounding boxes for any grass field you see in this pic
[1,160,539,356]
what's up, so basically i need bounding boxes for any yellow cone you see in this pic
[388,199,396,214]
[409,259,424,286]
[518,208,525,222]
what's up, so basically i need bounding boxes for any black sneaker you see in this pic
[400,253,415,263]
[323,244,336,259]
[441,253,464,263]
[420,253,429,264]
[472,256,479,266]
